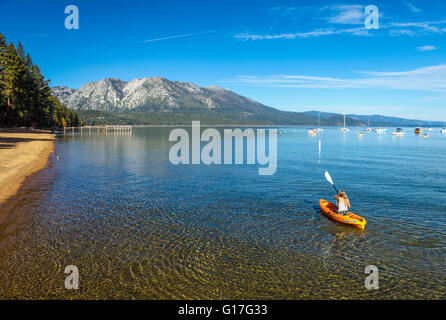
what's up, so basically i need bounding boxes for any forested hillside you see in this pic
[0,33,80,127]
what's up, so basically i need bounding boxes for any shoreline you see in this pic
[0,128,55,206]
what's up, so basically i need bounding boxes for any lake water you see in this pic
[0,126,445,299]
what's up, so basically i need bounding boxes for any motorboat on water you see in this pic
[414,127,423,134]
[307,128,317,135]
[392,128,405,136]
[375,127,388,134]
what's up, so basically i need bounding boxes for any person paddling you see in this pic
[334,190,350,215]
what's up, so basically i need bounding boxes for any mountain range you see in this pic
[51,77,440,126]
[51,77,320,125]
[302,111,443,127]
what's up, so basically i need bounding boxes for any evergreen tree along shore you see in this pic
[0,33,80,128]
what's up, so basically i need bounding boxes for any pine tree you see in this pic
[0,33,7,123]
[0,32,80,127]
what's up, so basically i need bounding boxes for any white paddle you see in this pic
[325,171,339,194]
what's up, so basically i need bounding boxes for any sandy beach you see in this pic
[0,128,55,206]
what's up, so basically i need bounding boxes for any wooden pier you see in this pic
[63,125,133,134]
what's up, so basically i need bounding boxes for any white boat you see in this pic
[364,118,373,132]
[441,121,446,134]
[339,114,349,132]
[375,127,388,134]
[314,112,324,132]
[392,128,405,136]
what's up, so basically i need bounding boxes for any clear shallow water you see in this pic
[0,127,445,299]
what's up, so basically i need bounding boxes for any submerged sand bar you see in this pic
[0,128,55,205]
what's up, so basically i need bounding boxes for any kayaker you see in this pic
[334,190,350,215]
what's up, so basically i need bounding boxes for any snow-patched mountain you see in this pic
[51,86,76,101]
[52,77,266,113]
[51,77,318,124]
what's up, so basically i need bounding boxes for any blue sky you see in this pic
[1,0,446,120]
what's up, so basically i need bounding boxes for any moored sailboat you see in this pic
[364,118,373,132]
[315,112,324,132]
[339,113,349,132]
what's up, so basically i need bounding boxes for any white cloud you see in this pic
[270,6,301,16]
[235,27,371,41]
[388,29,417,37]
[271,4,367,25]
[417,45,438,51]
[386,20,446,36]
[322,4,365,25]
[404,2,422,13]
[237,19,446,41]
[240,4,446,41]
[389,21,442,33]
[224,65,446,93]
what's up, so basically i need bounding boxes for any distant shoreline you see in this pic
[0,128,55,207]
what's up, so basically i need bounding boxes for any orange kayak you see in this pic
[319,199,366,229]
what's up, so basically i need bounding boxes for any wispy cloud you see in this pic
[321,4,366,25]
[144,30,215,43]
[388,21,443,33]
[235,27,370,41]
[417,45,438,51]
[241,4,446,41]
[270,4,367,24]
[388,29,417,36]
[387,20,446,36]
[237,17,446,41]
[223,65,446,93]
[270,6,301,17]
[404,2,422,13]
